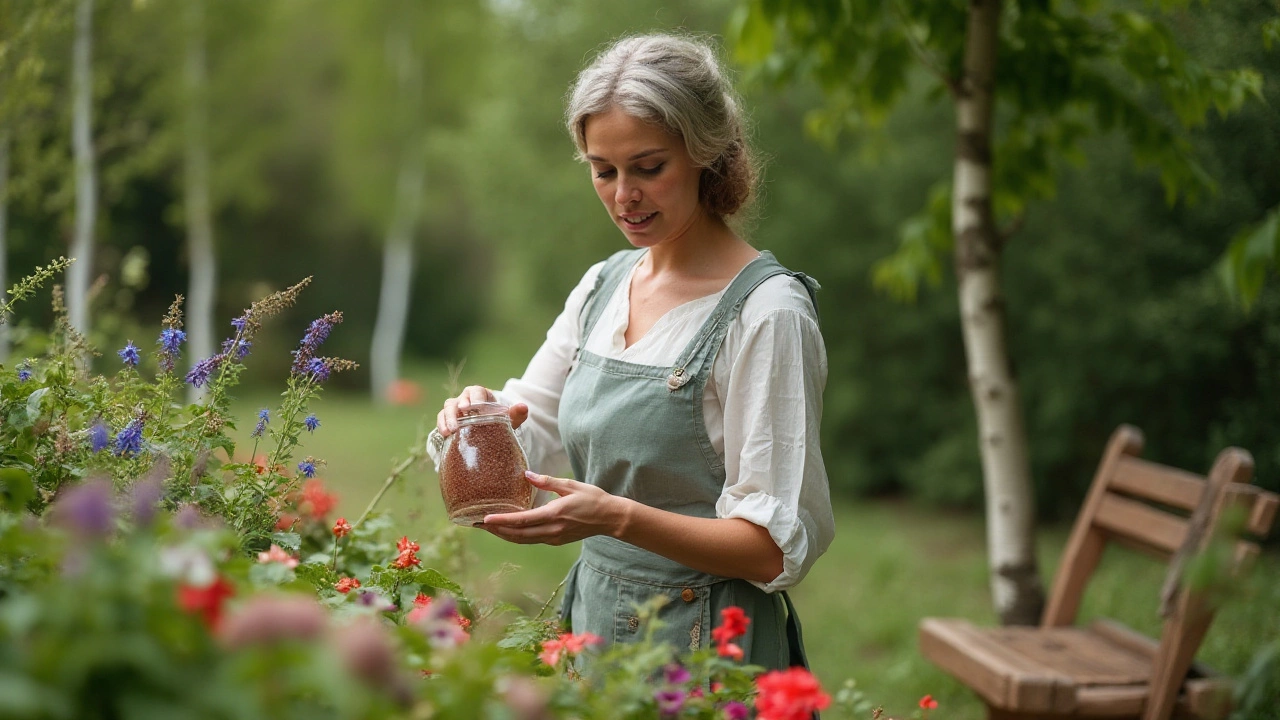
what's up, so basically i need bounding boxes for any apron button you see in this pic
[681,588,695,603]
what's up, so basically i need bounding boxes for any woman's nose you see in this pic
[615,178,641,205]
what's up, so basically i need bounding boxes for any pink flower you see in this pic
[721,701,749,720]
[717,642,744,661]
[257,544,298,568]
[753,668,831,720]
[300,479,338,520]
[539,631,602,666]
[218,594,326,648]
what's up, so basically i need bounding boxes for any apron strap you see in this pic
[781,590,810,670]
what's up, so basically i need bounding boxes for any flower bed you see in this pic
[0,260,936,719]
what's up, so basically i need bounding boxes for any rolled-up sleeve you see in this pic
[716,306,834,593]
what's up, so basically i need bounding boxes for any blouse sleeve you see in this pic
[715,302,835,593]
[426,261,604,492]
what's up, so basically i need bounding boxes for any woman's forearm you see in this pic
[610,497,784,585]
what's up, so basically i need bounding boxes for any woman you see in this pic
[430,34,834,670]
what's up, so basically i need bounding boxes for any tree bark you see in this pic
[0,127,10,360]
[184,0,216,403]
[370,148,424,402]
[66,0,96,338]
[953,0,1045,626]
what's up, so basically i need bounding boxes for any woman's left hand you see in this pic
[480,471,626,546]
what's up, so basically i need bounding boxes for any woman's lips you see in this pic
[620,211,657,230]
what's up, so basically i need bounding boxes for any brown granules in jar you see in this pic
[439,420,533,526]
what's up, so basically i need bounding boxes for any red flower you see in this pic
[257,544,299,568]
[300,479,338,520]
[177,576,235,630]
[396,536,420,553]
[712,605,750,659]
[253,454,269,474]
[754,668,831,720]
[335,577,361,594]
[919,695,939,710]
[332,517,352,538]
[717,642,744,660]
[274,512,298,531]
[539,632,602,666]
[390,548,421,570]
[413,592,431,608]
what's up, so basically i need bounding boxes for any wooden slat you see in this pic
[985,626,1151,685]
[918,619,1076,712]
[1184,677,1233,719]
[1088,619,1219,679]
[1075,685,1199,717]
[1224,484,1280,539]
[1095,492,1187,557]
[1111,456,1205,512]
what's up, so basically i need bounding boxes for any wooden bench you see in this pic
[919,425,1279,720]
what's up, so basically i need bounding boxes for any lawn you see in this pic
[229,353,1280,719]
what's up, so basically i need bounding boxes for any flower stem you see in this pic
[352,444,424,529]
[535,574,569,621]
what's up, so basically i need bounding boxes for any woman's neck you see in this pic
[643,213,753,279]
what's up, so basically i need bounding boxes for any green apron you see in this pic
[558,248,819,671]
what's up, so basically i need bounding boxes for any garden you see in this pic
[2,0,1280,718]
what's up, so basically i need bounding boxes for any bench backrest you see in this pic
[1041,425,1279,720]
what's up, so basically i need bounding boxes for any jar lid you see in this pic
[458,401,508,418]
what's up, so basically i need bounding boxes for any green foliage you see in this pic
[1219,204,1280,311]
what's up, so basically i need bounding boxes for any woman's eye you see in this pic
[637,163,665,175]
[594,168,616,179]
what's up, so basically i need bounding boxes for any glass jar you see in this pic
[438,401,533,526]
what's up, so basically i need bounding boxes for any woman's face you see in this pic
[582,106,707,249]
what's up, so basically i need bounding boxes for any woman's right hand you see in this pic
[436,385,529,437]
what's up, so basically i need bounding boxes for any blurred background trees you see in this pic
[2,0,1277,520]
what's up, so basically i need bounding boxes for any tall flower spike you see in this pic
[252,408,269,438]
[114,418,145,458]
[290,312,343,376]
[89,421,109,453]
[17,360,32,382]
[304,414,320,432]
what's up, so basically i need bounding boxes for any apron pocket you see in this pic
[614,577,712,653]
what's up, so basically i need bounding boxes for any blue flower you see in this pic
[17,360,32,383]
[306,357,330,383]
[231,313,249,332]
[304,414,320,433]
[221,337,251,360]
[290,312,342,376]
[185,354,223,387]
[117,341,141,367]
[114,418,145,458]
[297,460,317,478]
[89,421,109,453]
[158,327,186,355]
[252,408,270,438]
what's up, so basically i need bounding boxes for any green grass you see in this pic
[230,364,1280,720]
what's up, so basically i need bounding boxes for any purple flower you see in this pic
[663,663,691,685]
[721,701,749,720]
[89,421,109,453]
[53,480,115,537]
[290,312,341,376]
[252,408,269,438]
[117,341,141,367]
[129,477,164,527]
[185,354,223,387]
[304,414,320,433]
[17,360,32,382]
[158,327,186,355]
[221,337,251,360]
[654,689,686,716]
[174,504,204,529]
[298,460,316,478]
[306,358,330,383]
[114,418,145,458]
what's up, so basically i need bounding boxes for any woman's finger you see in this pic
[524,471,576,497]
[456,385,493,413]
[441,397,459,433]
[509,403,529,430]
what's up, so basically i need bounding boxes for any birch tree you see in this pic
[733,0,1262,624]
[65,0,95,339]
[368,20,428,404]
[183,0,215,402]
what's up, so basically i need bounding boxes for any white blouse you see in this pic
[432,252,835,592]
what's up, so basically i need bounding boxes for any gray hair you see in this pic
[565,34,759,218]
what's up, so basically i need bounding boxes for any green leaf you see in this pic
[0,468,34,512]
[271,531,301,552]
[24,387,49,421]
[410,568,463,595]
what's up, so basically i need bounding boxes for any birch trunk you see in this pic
[184,0,216,403]
[953,0,1044,626]
[369,148,425,402]
[0,127,10,360]
[66,0,96,338]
